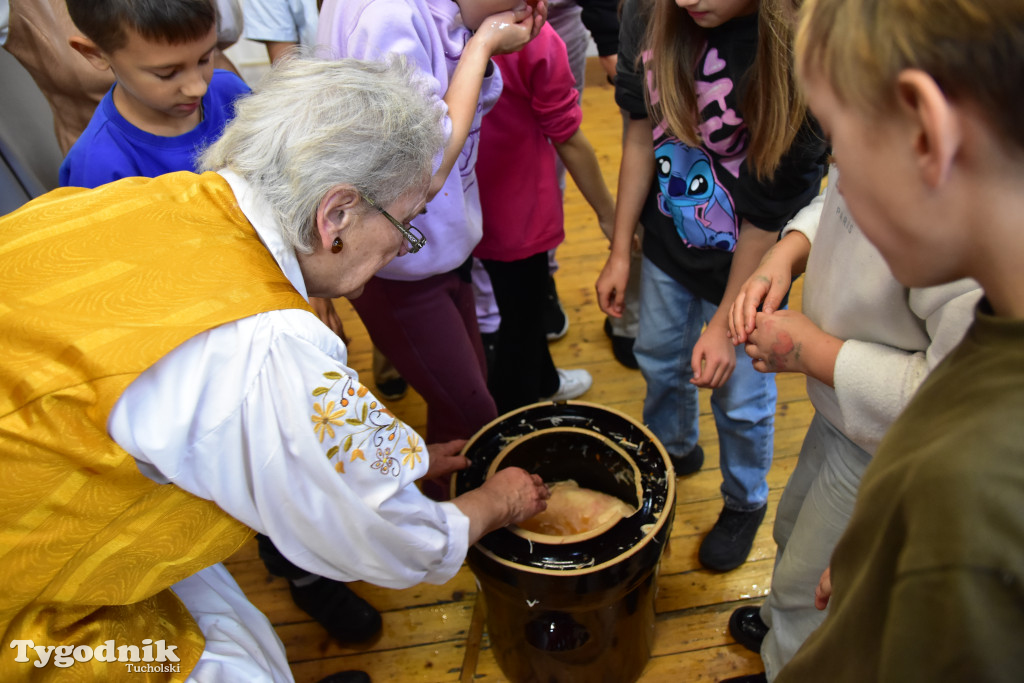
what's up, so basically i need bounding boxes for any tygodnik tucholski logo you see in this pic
[9,638,181,672]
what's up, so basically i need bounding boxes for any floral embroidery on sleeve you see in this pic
[310,370,422,478]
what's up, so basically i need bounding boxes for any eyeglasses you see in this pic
[361,194,427,254]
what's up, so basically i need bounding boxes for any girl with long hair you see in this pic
[596,0,826,571]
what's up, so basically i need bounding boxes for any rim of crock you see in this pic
[457,400,676,577]
[487,427,643,545]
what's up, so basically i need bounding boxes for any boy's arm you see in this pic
[212,48,241,77]
[242,0,302,63]
[828,278,980,445]
[554,128,615,239]
[263,42,298,64]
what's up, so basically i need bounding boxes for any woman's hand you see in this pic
[486,467,550,526]
[453,467,550,545]
[815,567,832,610]
[691,323,736,388]
[425,440,469,481]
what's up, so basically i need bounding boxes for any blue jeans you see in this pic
[635,256,776,510]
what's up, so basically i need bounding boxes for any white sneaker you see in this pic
[542,368,593,402]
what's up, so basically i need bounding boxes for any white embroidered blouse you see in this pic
[107,170,470,590]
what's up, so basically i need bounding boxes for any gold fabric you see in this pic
[0,171,313,680]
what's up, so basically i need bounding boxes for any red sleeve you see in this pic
[515,24,583,144]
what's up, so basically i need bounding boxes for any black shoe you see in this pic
[670,444,704,475]
[317,672,371,683]
[728,605,769,653]
[699,504,767,572]
[603,317,639,369]
[720,674,767,683]
[289,577,382,644]
[543,275,569,341]
[376,376,407,401]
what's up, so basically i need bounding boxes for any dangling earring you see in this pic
[331,237,344,254]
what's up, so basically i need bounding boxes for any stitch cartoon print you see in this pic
[655,140,738,250]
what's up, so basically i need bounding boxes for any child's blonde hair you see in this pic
[645,0,806,180]
[796,0,1024,154]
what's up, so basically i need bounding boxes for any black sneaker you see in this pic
[698,504,767,572]
[728,605,769,653]
[603,317,639,369]
[317,672,371,683]
[543,275,569,341]
[375,376,407,401]
[670,444,704,475]
[719,674,767,683]
[289,577,382,644]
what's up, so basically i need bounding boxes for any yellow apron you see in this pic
[0,172,312,680]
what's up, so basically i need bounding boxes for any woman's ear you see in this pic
[896,69,962,188]
[314,185,362,251]
[67,35,112,72]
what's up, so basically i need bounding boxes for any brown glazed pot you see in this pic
[453,401,675,683]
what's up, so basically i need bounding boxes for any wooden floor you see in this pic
[225,59,813,683]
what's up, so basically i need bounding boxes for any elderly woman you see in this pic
[0,57,548,683]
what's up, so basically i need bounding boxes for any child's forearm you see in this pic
[772,229,813,278]
[434,4,541,198]
[555,129,615,234]
[710,220,780,330]
[608,116,655,258]
[434,39,494,197]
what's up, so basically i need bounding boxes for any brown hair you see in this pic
[796,0,1024,154]
[66,0,216,53]
[644,0,808,180]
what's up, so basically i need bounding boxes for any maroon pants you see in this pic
[350,271,497,443]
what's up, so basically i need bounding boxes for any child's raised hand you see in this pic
[476,3,545,57]
[690,324,736,388]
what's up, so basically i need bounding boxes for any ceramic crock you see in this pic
[453,401,675,683]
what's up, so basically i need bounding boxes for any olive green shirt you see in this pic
[777,301,1024,682]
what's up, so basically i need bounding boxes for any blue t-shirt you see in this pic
[59,69,250,188]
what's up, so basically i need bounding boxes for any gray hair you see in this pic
[200,56,444,253]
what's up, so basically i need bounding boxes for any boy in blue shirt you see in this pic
[60,0,250,187]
